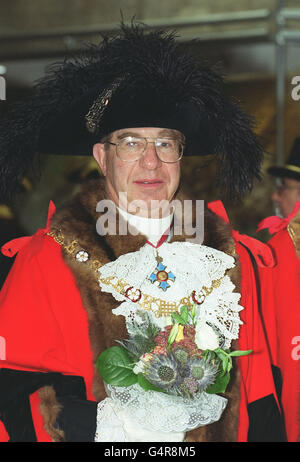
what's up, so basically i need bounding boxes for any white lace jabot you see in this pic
[97,240,243,350]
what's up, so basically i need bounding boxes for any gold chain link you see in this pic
[47,228,102,273]
[48,228,224,316]
[98,272,224,318]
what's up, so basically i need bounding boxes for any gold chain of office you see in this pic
[47,227,224,318]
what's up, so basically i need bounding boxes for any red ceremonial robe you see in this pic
[257,203,300,442]
[0,199,282,442]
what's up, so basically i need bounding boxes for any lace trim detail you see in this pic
[98,241,243,349]
[94,398,128,442]
[106,384,228,433]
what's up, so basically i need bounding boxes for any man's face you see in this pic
[271,177,300,218]
[93,127,182,217]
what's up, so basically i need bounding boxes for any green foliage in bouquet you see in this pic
[96,346,137,387]
[96,344,162,391]
[96,306,252,397]
[204,348,252,394]
[170,305,196,327]
[116,313,160,360]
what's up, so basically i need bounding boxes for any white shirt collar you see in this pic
[117,206,173,246]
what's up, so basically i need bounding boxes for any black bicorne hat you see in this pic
[268,138,300,182]
[0,23,263,201]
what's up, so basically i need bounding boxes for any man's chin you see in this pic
[126,197,174,218]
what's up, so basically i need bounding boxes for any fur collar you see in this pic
[40,178,241,442]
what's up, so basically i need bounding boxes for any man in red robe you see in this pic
[268,138,300,219]
[0,24,285,442]
[257,203,300,442]
[257,138,300,441]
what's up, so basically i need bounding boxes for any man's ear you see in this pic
[93,143,107,176]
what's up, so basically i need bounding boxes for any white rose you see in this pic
[195,320,219,350]
[133,359,145,375]
[133,352,153,374]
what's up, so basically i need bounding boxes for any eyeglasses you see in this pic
[106,136,184,163]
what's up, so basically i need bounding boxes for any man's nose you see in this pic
[271,189,281,203]
[139,142,161,169]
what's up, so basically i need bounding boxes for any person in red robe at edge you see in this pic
[0,24,286,442]
[257,139,300,442]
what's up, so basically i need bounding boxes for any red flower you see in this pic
[152,345,167,356]
[154,331,169,347]
[154,325,198,353]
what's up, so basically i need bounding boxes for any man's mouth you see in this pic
[134,179,163,185]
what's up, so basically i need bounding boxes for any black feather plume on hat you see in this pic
[0,23,263,201]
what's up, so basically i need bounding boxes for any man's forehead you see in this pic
[283,177,300,186]
[112,127,185,139]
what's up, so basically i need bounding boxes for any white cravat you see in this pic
[117,206,173,246]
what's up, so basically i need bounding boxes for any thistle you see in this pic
[188,356,219,393]
[117,314,160,360]
[142,353,184,392]
[173,347,189,365]
[116,338,147,360]
[180,377,199,398]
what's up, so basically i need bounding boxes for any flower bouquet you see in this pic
[96,306,251,433]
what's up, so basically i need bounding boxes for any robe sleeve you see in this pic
[257,228,300,442]
[0,225,95,441]
[207,199,286,441]
[235,242,285,441]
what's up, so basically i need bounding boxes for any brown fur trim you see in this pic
[49,179,142,401]
[42,178,241,441]
[288,210,300,258]
[38,386,65,442]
